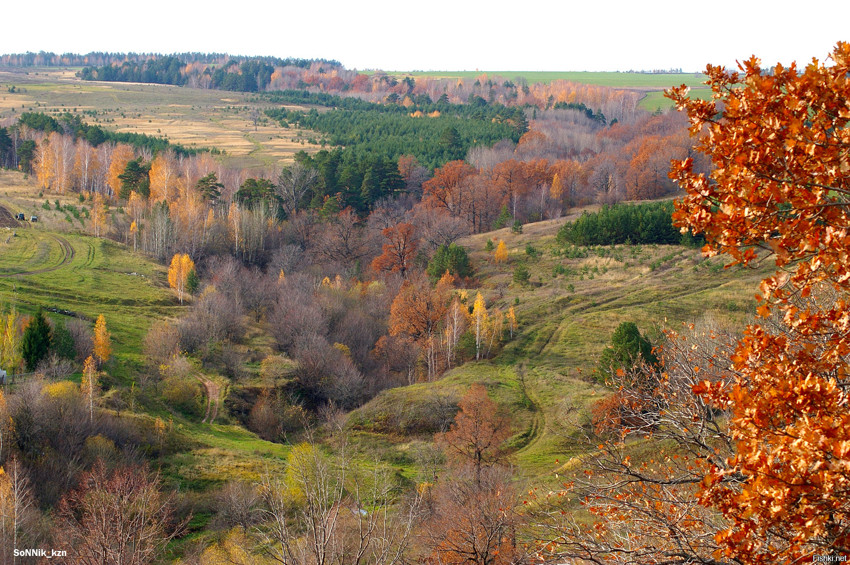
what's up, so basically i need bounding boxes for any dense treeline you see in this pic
[1,51,339,68]
[267,97,526,169]
[78,57,323,93]
[17,112,203,157]
[292,149,405,214]
[556,201,702,246]
[30,51,645,124]
[76,54,346,91]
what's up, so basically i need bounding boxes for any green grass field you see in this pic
[0,229,176,367]
[1,166,770,545]
[378,70,708,88]
[349,210,771,482]
[371,70,710,111]
[0,172,300,498]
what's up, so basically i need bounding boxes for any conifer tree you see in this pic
[21,309,51,371]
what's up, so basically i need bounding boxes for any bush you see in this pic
[512,263,530,285]
[160,375,203,417]
[557,201,704,247]
[597,322,659,382]
[427,243,473,281]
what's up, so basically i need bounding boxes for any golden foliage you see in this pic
[493,240,508,263]
[167,253,195,304]
[93,314,111,364]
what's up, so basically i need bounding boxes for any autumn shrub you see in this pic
[143,321,179,370]
[160,375,202,417]
[65,317,94,362]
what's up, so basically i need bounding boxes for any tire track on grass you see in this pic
[0,234,75,277]
[201,378,222,424]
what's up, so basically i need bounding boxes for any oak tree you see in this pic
[371,222,418,278]
[546,42,850,565]
[666,42,850,562]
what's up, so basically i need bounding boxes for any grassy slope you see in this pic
[0,170,294,496]
[350,211,771,483]
[3,167,770,541]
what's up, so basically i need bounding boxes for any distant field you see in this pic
[374,70,710,110]
[0,68,320,169]
[377,70,708,88]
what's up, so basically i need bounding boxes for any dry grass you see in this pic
[354,210,773,480]
[0,68,321,168]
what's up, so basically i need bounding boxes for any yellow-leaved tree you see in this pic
[90,192,107,238]
[81,355,99,423]
[93,314,111,365]
[168,253,195,304]
[493,240,508,264]
[472,292,488,360]
[1,309,23,375]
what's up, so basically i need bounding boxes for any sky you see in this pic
[2,0,848,72]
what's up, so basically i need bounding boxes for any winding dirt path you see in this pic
[513,366,545,456]
[201,378,221,424]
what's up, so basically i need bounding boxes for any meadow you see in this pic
[350,210,770,481]
[0,164,768,486]
[0,67,320,170]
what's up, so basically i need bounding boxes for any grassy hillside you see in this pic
[2,168,770,556]
[0,171,297,505]
[350,211,770,481]
[0,171,175,364]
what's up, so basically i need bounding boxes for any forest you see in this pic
[0,42,847,564]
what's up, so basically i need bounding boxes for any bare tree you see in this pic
[423,466,524,565]
[257,432,419,565]
[57,460,185,565]
[0,457,35,565]
[276,163,319,217]
[534,318,743,564]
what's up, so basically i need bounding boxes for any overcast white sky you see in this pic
[2,0,848,72]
